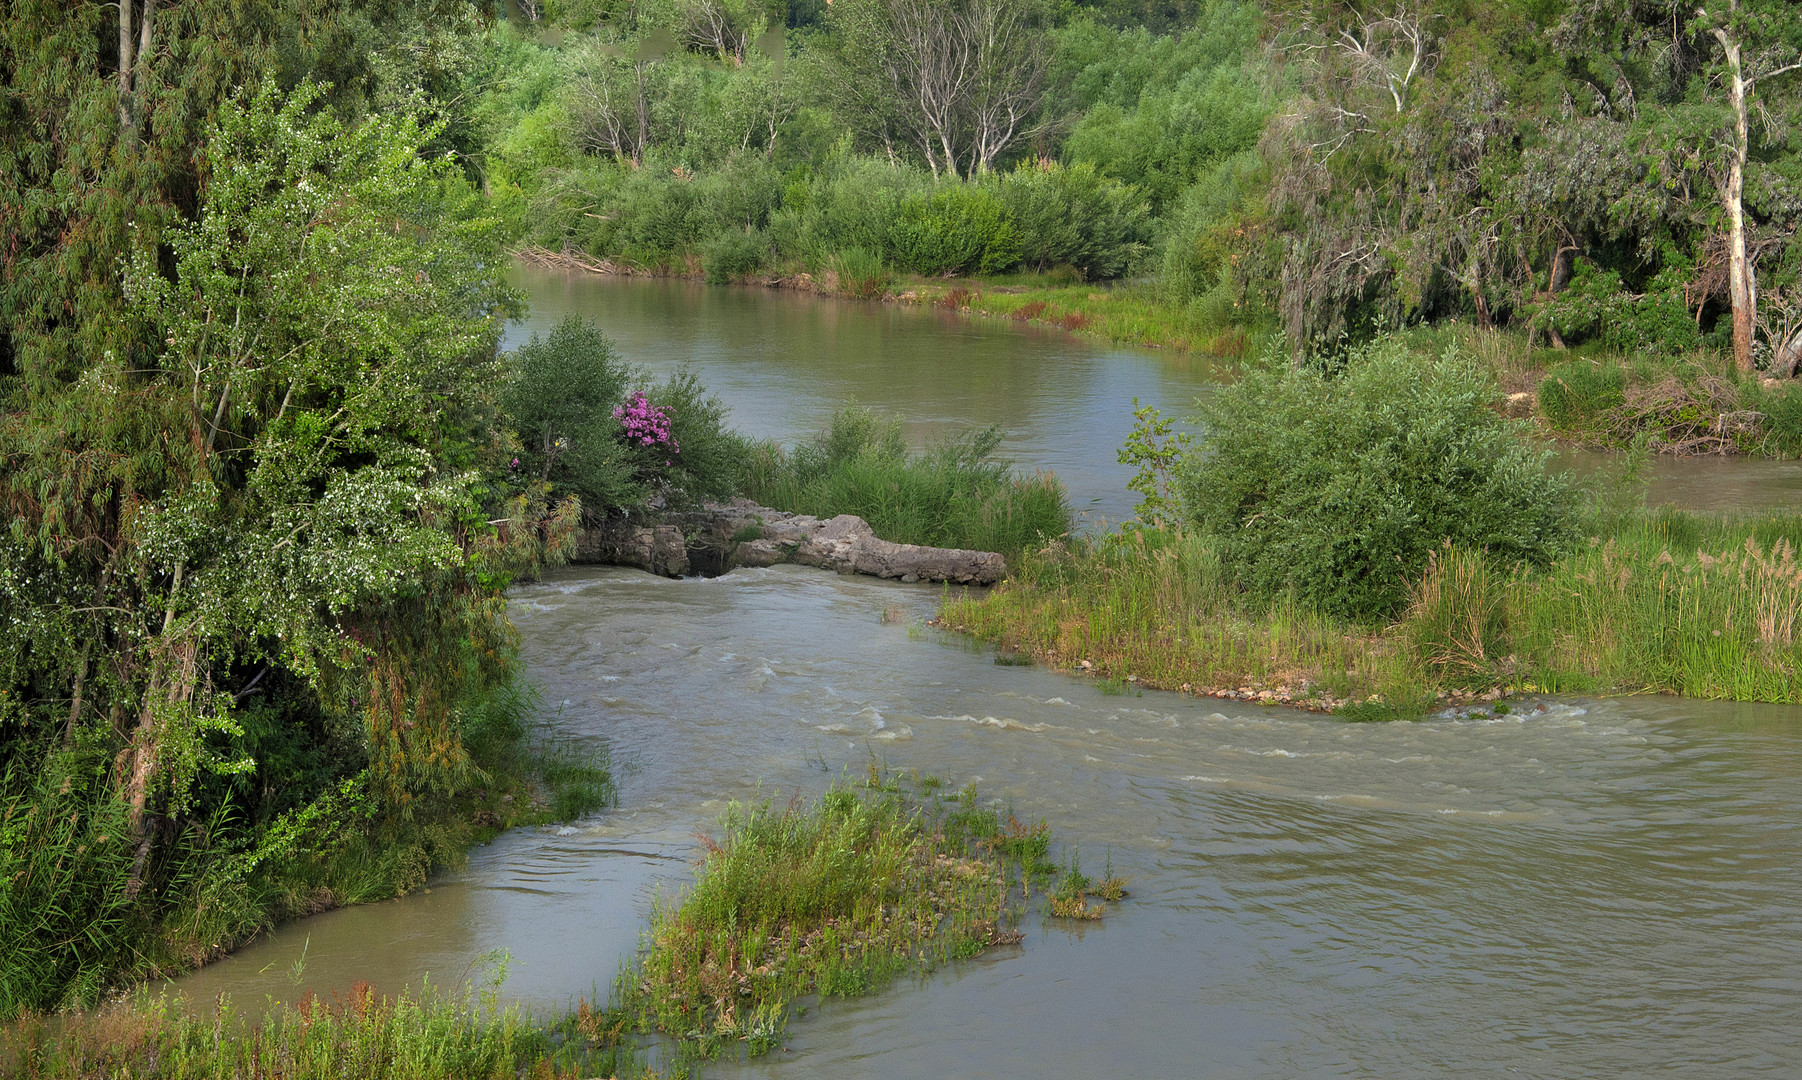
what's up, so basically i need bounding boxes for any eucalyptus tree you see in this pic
[1691,0,1802,371]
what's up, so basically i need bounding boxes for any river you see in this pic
[171,272,1802,1077]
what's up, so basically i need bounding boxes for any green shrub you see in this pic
[1523,258,1702,355]
[995,161,1152,279]
[501,316,640,511]
[772,158,916,266]
[887,184,1020,276]
[600,162,705,265]
[649,369,746,505]
[702,229,769,283]
[1158,150,1262,311]
[1180,338,1577,620]
[1537,358,1626,431]
[1057,8,1268,211]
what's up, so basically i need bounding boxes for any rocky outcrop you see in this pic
[572,520,690,577]
[572,500,1006,584]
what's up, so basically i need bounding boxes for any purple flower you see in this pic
[613,392,679,453]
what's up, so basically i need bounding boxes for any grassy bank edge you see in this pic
[938,515,1802,720]
[5,777,1098,1080]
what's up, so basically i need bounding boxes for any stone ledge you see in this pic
[571,500,1006,585]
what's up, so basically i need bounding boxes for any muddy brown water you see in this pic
[171,275,1802,1076]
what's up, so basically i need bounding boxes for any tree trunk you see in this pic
[118,0,135,133]
[1715,21,1757,373]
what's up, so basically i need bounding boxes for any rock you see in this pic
[572,519,689,577]
[574,498,1008,585]
[733,537,789,567]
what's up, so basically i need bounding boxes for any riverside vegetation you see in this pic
[2,776,1093,1080]
[943,336,1802,715]
[738,405,1072,557]
[467,0,1802,455]
[0,39,741,1012]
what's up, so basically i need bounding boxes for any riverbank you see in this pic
[941,509,1802,717]
[0,675,612,1013]
[5,778,1075,1080]
[515,248,1802,459]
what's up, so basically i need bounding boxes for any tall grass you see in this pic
[942,528,1425,711]
[1406,511,1802,701]
[613,776,1053,1060]
[944,511,1802,714]
[739,406,1071,557]
[4,778,1066,1079]
[0,980,636,1080]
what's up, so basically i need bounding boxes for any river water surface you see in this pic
[174,273,1802,1077]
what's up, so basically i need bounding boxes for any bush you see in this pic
[1180,338,1577,620]
[648,369,746,506]
[501,316,640,511]
[702,229,769,283]
[770,158,917,266]
[1524,258,1703,355]
[995,161,1151,279]
[1536,358,1626,431]
[886,184,1019,276]
[1158,150,1262,310]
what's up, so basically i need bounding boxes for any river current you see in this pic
[172,272,1802,1077]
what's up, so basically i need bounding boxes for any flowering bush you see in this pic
[614,392,679,455]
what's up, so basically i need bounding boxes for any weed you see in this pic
[944,512,1802,712]
[618,777,1038,1059]
[1047,850,1105,920]
[940,286,974,309]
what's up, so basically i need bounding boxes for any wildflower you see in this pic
[614,392,679,453]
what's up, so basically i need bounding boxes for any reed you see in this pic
[0,979,637,1080]
[739,406,1071,557]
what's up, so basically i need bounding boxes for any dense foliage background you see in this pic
[468,0,1802,367]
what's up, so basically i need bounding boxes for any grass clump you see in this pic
[738,405,1071,557]
[1404,512,1802,701]
[942,527,1426,713]
[0,979,640,1080]
[613,777,1058,1060]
